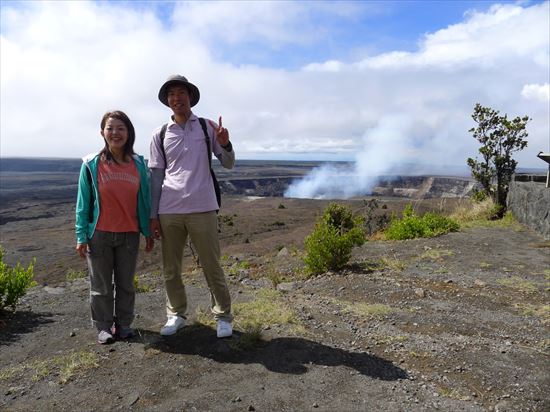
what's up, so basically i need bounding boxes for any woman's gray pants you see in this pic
[86,231,139,331]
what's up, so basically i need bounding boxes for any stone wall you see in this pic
[507,178,550,239]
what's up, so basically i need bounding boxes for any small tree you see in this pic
[467,103,529,216]
[304,203,365,275]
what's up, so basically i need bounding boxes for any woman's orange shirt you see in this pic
[95,159,140,233]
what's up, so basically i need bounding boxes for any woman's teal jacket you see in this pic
[75,153,151,245]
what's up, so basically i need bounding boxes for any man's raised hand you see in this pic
[209,116,230,147]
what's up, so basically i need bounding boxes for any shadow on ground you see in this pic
[0,310,55,346]
[139,325,407,381]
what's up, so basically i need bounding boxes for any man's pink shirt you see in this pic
[149,114,222,214]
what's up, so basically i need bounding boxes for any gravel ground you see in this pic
[1,196,549,411]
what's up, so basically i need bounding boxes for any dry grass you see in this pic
[193,306,216,327]
[66,269,86,281]
[419,249,454,261]
[450,198,495,222]
[379,257,406,272]
[437,385,472,401]
[480,262,493,269]
[256,262,309,286]
[195,288,303,344]
[368,231,386,241]
[0,351,98,384]
[409,350,430,358]
[497,276,538,293]
[450,198,522,229]
[374,334,409,345]
[513,303,550,324]
[336,299,396,319]
[233,288,299,329]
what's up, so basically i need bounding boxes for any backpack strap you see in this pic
[159,123,168,166]
[199,117,221,209]
[198,118,212,168]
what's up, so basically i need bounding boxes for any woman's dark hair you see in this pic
[100,110,136,163]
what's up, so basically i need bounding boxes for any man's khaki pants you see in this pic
[159,212,232,321]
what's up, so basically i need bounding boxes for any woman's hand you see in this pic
[145,236,154,252]
[76,243,88,259]
[150,218,162,240]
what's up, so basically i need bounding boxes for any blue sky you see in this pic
[102,0,537,68]
[1,0,549,173]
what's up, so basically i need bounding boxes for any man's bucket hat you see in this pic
[158,75,200,107]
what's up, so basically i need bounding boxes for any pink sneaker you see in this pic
[97,330,114,344]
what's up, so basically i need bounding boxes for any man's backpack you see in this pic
[159,118,221,209]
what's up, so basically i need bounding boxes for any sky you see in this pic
[1,0,549,174]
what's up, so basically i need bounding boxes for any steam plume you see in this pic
[284,115,418,199]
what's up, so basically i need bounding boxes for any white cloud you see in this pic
[303,60,344,72]
[521,83,550,102]
[0,0,549,171]
[170,1,310,46]
[353,3,549,70]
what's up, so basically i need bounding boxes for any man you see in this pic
[149,74,235,338]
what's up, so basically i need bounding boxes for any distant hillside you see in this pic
[0,158,82,173]
[0,157,545,175]
[0,157,324,174]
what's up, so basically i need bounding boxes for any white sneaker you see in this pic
[216,320,233,338]
[160,315,185,336]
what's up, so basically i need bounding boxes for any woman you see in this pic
[75,110,153,344]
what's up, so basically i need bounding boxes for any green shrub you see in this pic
[228,260,251,276]
[0,247,36,310]
[66,269,86,281]
[218,214,234,226]
[304,203,365,275]
[470,189,488,203]
[133,275,151,293]
[385,204,459,240]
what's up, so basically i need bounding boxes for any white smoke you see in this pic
[284,115,423,199]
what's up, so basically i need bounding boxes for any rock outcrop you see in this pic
[218,176,478,198]
[372,176,477,199]
[507,178,550,239]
